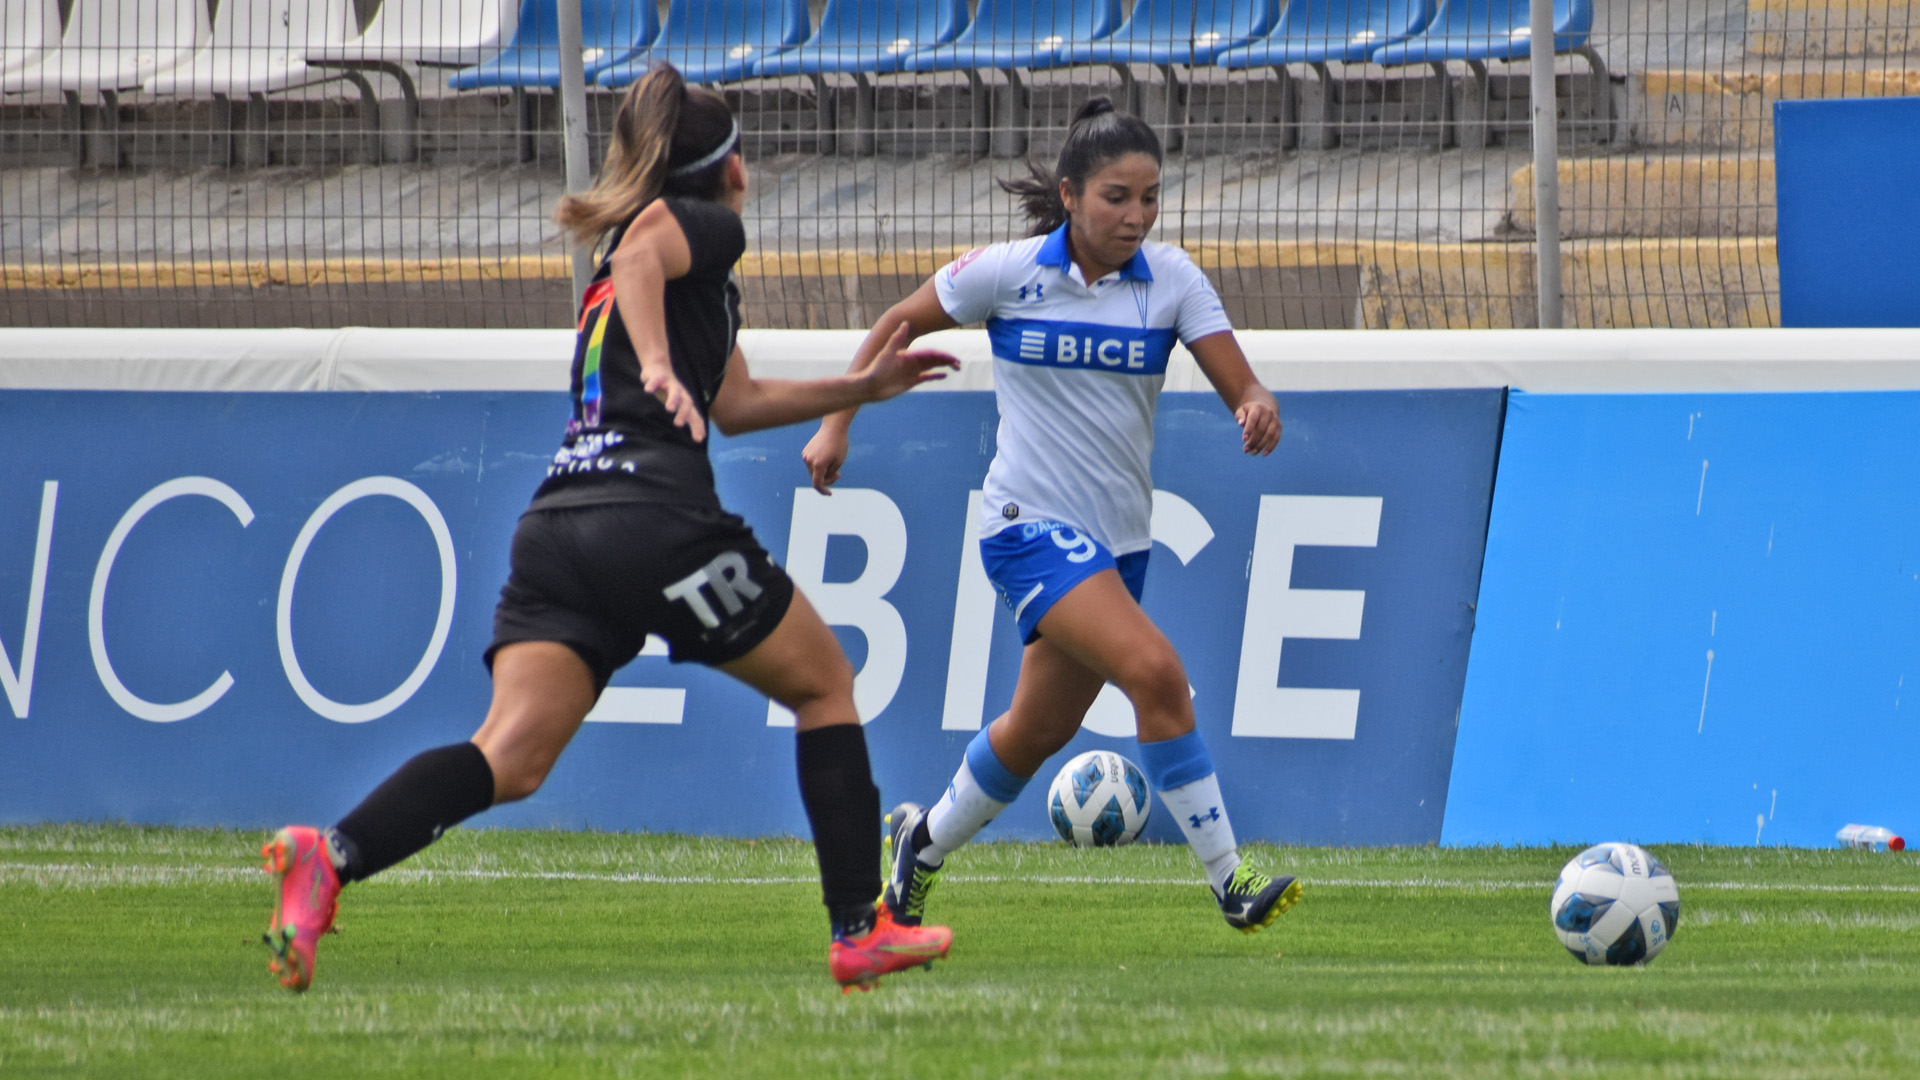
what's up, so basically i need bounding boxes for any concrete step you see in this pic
[1510,157,1775,238]
[3,238,1780,330]
[1637,66,1920,148]
[1748,0,1920,58]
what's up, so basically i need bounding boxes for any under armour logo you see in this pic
[1189,807,1221,828]
[1016,283,1044,301]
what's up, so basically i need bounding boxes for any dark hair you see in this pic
[998,97,1164,237]
[554,63,739,245]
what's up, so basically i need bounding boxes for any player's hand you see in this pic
[1236,398,1280,456]
[642,363,706,443]
[803,427,849,494]
[860,323,961,404]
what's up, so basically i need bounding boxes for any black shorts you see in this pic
[486,502,795,691]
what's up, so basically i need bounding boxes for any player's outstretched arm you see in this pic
[609,200,707,442]
[1188,331,1281,456]
[803,279,958,493]
[707,325,959,438]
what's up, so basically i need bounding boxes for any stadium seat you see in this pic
[303,0,521,162]
[751,0,968,77]
[597,0,811,87]
[1368,0,1610,148]
[1368,0,1591,64]
[1058,0,1282,67]
[446,0,660,89]
[0,0,62,77]
[144,0,359,97]
[902,0,1123,72]
[305,0,519,68]
[1212,0,1436,150]
[0,0,209,96]
[1215,0,1437,66]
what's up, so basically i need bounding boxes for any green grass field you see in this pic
[4,825,1919,1078]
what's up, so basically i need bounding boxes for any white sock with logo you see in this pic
[1157,773,1242,895]
[921,728,1030,866]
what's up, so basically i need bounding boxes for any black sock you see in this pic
[331,742,496,884]
[795,724,881,938]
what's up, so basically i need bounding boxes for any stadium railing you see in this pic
[749,0,969,156]
[1055,0,1281,152]
[900,0,1125,156]
[303,0,521,162]
[0,0,59,77]
[0,0,207,97]
[444,0,659,88]
[1213,0,1436,149]
[595,0,812,87]
[1370,0,1609,149]
[9,0,1915,330]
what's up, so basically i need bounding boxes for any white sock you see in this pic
[1157,773,1242,894]
[921,760,1008,866]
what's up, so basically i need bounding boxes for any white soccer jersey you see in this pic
[935,223,1233,554]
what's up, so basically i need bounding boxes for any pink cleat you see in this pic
[261,826,340,992]
[828,905,952,993]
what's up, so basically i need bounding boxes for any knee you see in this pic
[474,742,554,804]
[1116,648,1190,717]
[490,763,546,804]
[778,648,855,716]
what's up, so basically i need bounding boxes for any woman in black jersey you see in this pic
[259,64,958,996]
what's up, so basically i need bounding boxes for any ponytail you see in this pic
[997,97,1164,238]
[554,63,739,247]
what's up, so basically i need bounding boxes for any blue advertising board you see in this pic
[1775,96,1920,328]
[1447,390,1920,846]
[0,388,1501,844]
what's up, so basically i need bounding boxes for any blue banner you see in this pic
[0,388,1501,845]
[1447,391,1920,846]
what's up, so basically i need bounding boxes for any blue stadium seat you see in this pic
[598,0,810,86]
[446,0,659,89]
[751,0,968,77]
[1368,0,1590,65]
[1058,0,1282,67]
[903,0,1123,72]
[1215,0,1436,67]
[1368,0,1611,147]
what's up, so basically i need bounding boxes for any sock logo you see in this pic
[1188,807,1221,828]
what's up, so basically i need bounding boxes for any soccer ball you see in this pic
[1046,750,1151,847]
[1550,842,1681,966]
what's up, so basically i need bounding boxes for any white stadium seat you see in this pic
[0,0,63,76]
[305,0,518,68]
[144,0,357,97]
[0,0,208,95]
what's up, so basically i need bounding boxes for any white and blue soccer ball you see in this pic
[1550,842,1681,966]
[1047,750,1151,847]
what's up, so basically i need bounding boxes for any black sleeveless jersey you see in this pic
[528,196,746,511]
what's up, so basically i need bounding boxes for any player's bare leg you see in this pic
[721,590,952,990]
[262,643,594,993]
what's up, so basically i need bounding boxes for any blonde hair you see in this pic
[553,64,738,247]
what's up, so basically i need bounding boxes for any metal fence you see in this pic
[0,0,1911,330]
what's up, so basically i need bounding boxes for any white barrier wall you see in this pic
[7,327,1920,392]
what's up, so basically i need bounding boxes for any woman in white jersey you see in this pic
[803,97,1301,935]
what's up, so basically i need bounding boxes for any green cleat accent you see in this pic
[1215,864,1302,933]
[881,803,942,928]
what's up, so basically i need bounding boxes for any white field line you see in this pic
[5,861,1920,894]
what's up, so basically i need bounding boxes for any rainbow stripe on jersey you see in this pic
[577,278,616,427]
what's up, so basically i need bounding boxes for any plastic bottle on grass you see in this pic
[1836,824,1905,851]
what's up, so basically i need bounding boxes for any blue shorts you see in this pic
[980,521,1149,644]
